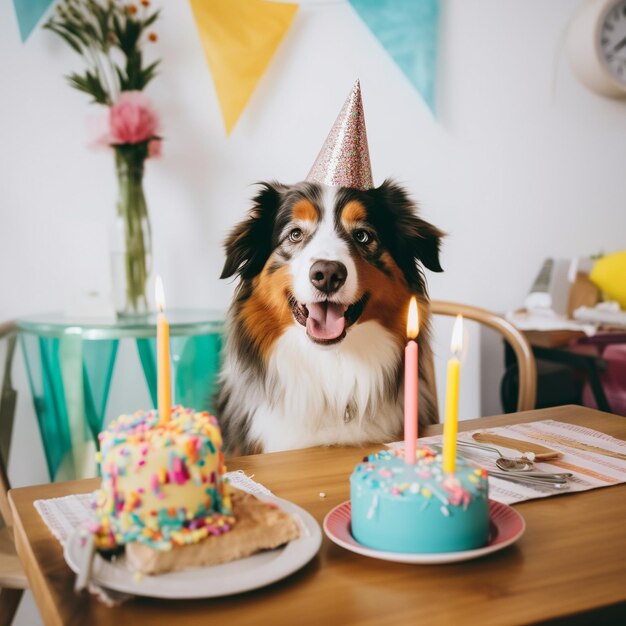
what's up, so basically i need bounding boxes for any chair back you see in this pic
[0,322,17,527]
[0,450,11,528]
[430,301,537,412]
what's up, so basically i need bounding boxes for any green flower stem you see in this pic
[115,147,151,314]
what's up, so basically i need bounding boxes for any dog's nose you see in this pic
[309,260,347,294]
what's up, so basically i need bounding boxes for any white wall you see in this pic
[2,1,626,622]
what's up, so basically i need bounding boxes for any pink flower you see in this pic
[148,138,162,158]
[109,91,159,145]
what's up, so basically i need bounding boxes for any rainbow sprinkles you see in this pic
[92,407,234,551]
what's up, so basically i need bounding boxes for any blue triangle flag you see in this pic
[13,0,56,42]
[348,0,440,113]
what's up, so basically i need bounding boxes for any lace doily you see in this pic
[34,470,274,606]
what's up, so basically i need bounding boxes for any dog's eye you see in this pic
[288,228,303,243]
[354,230,371,244]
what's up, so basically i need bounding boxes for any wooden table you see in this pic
[9,405,626,626]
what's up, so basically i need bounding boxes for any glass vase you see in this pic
[111,150,152,317]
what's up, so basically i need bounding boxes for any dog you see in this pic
[215,179,444,455]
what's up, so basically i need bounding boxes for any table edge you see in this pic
[9,493,65,626]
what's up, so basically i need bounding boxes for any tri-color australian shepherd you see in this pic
[216,180,444,455]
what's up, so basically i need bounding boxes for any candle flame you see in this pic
[451,314,464,354]
[406,297,419,339]
[155,275,166,313]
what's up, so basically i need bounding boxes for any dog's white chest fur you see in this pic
[248,321,403,452]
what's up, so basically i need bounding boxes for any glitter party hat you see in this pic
[306,80,374,190]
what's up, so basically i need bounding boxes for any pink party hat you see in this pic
[306,80,374,190]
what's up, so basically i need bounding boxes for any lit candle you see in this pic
[155,275,171,423]
[443,315,464,474]
[404,296,419,464]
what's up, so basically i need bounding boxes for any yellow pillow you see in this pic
[590,251,626,309]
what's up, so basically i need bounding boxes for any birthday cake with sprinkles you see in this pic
[350,447,489,553]
[91,406,300,575]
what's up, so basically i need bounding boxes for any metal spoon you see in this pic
[496,458,574,478]
[457,440,535,471]
[456,441,572,481]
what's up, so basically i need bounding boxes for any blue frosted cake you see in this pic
[350,447,489,553]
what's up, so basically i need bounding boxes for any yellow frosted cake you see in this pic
[92,406,234,551]
[90,406,300,574]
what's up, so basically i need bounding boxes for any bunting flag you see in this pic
[189,0,299,134]
[348,0,440,113]
[13,0,55,42]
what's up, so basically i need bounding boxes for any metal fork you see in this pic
[488,470,571,489]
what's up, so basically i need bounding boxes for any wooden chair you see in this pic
[430,301,537,412]
[0,322,28,626]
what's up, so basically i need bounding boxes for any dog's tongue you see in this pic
[306,302,346,340]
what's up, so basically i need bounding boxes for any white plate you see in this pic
[64,495,321,599]
[323,499,525,564]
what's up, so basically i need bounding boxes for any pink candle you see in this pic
[404,297,419,464]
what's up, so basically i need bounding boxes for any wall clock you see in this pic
[568,0,626,97]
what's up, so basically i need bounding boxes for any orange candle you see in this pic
[404,297,419,464]
[155,275,171,423]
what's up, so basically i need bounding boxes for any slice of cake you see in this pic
[350,447,489,553]
[125,490,299,575]
[90,407,299,574]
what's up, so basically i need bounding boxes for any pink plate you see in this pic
[323,499,525,564]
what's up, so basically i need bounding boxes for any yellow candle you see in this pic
[155,276,171,423]
[443,315,464,474]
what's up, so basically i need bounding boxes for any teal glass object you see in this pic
[176,333,223,412]
[17,310,224,481]
[20,333,70,480]
[349,0,440,113]
[20,332,118,481]
[83,339,119,443]
[137,332,223,414]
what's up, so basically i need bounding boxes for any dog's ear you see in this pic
[408,215,444,273]
[373,179,444,274]
[221,182,283,280]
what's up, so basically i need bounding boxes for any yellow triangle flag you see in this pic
[189,0,299,134]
